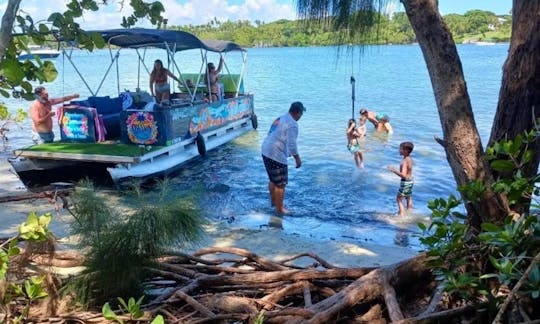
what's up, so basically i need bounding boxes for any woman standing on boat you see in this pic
[149,59,180,104]
[205,57,224,102]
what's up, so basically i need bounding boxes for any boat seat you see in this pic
[177,73,244,96]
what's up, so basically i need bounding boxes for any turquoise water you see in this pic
[2,43,510,249]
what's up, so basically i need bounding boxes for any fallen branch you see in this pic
[0,189,71,204]
[193,246,290,271]
[493,251,540,324]
[394,304,477,324]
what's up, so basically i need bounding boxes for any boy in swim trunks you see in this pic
[387,141,414,216]
[346,118,365,168]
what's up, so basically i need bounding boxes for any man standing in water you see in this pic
[30,86,79,143]
[262,101,305,215]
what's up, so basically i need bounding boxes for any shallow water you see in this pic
[1,43,512,250]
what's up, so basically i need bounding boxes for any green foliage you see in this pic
[1,0,165,99]
[478,217,540,298]
[18,212,53,241]
[171,10,511,48]
[419,132,540,318]
[0,213,55,321]
[64,182,206,306]
[23,276,49,300]
[254,310,265,324]
[117,296,145,319]
[102,296,149,323]
[485,129,540,209]
[0,103,28,150]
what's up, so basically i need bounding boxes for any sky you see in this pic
[1,0,512,30]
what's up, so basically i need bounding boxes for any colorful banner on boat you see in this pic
[125,111,159,145]
[189,96,253,134]
[58,106,98,143]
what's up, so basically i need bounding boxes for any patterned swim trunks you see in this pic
[398,178,414,197]
[262,155,288,187]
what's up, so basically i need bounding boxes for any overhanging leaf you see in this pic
[490,160,515,172]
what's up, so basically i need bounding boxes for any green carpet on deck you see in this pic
[22,142,163,157]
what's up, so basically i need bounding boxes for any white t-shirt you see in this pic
[261,112,299,164]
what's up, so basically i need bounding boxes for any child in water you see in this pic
[346,118,365,168]
[387,141,414,216]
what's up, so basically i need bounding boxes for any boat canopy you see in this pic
[94,28,245,53]
[60,28,247,99]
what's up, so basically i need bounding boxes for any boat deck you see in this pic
[13,142,161,163]
[12,116,250,165]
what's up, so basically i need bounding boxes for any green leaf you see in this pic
[522,150,533,164]
[24,277,48,300]
[151,315,165,324]
[47,13,65,26]
[481,223,500,232]
[102,302,118,320]
[509,135,522,154]
[479,273,499,280]
[90,32,106,48]
[490,160,515,172]
[18,212,52,241]
[136,295,145,305]
[40,61,59,82]
[2,59,26,83]
[417,222,426,231]
[38,24,50,34]
[128,297,136,310]
[117,297,128,311]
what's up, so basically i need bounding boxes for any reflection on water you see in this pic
[267,215,284,229]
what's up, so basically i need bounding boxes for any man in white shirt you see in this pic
[261,101,305,215]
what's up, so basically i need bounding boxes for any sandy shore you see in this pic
[0,156,419,268]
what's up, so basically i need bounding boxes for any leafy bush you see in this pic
[0,103,27,150]
[0,213,54,321]
[63,181,206,306]
[419,129,540,320]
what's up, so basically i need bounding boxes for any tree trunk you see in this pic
[0,0,21,58]
[401,0,510,230]
[488,0,540,215]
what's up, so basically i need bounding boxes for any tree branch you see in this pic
[493,251,540,324]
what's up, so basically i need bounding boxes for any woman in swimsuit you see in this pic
[204,57,224,102]
[149,59,180,104]
[347,119,365,168]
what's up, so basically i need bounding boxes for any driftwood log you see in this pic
[23,246,440,323]
[16,245,523,323]
[32,233,540,324]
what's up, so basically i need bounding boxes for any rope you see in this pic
[350,45,356,120]
[61,49,65,97]
[350,75,355,119]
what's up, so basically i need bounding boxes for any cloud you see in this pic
[161,0,296,27]
[2,0,297,30]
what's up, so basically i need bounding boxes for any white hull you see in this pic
[108,117,252,183]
